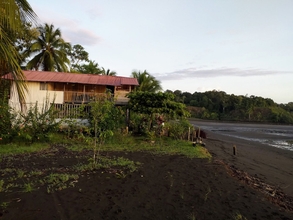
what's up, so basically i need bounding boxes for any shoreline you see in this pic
[203,129,293,197]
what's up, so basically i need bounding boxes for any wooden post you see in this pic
[188,127,190,141]
[198,127,200,138]
[233,145,237,155]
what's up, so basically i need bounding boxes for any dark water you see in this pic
[190,120,293,151]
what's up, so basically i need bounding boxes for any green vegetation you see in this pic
[24,23,71,72]
[131,70,162,92]
[168,90,293,124]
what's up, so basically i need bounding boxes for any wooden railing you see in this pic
[64,91,113,104]
[54,103,91,118]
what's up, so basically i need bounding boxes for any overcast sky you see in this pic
[29,0,293,104]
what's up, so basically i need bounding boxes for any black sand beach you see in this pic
[1,122,293,219]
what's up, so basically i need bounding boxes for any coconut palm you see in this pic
[101,67,117,76]
[25,23,71,72]
[131,70,162,93]
[0,0,37,100]
[78,60,103,74]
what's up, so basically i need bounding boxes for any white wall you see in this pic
[9,82,64,113]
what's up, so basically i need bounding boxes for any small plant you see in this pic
[44,173,79,193]
[0,201,9,210]
[204,186,211,202]
[115,171,127,179]
[232,211,247,220]
[23,182,34,192]
[187,212,196,220]
[17,169,25,178]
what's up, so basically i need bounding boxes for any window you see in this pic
[40,82,48,90]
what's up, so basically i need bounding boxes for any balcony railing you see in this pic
[64,91,113,104]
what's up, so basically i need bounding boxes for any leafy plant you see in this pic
[0,81,15,142]
[127,91,190,135]
[89,95,116,166]
[14,96,61,143]
[23,182,34,192]
[164,119,194,140]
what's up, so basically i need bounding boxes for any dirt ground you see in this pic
[1,143,293,220]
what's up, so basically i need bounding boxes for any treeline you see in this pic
[166,90,293,124]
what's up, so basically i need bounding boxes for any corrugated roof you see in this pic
[4,71,139,86]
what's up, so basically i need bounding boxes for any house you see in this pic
[5,70,139,117]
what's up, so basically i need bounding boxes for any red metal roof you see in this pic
[4,71,139,86]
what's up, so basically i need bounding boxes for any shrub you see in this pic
[164,119,193,140]
[14,98,61,143]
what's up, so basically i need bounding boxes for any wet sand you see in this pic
[192,120,293,197]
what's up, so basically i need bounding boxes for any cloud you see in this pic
[34,7,101,46]
[63,28,101,46]
[156,67,292,81]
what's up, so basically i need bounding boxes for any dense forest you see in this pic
[166,90,293,124]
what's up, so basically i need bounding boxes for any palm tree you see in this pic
[101,67,117,76]
[25,23,70,72]
[0,0,37,100]
[131,70,162,92]
[78,60,103,74]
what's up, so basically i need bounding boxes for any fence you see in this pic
[54,103,91,118]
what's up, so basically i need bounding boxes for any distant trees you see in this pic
[167,90,293,124]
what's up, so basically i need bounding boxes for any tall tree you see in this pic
[0,0,37,100]
[131,70,162,92]
[24,23,71,72]
[67,44,89,72]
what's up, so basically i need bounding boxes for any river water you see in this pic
[190,120,293,152]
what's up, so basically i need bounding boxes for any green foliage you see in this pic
[67,44,89,72]
[127,91,190,134]
[89,96,117,164]
[131,70,162,92]
[76,60,102,74]
[164,119,194,140]
[24,23,71,72]
[0,83,14,142]
[15,98,61,143]
[170,89,293,124]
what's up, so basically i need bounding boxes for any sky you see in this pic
[28,0,293,104]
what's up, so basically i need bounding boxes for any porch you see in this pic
[63,91,129,105]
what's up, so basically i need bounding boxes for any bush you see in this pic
[14,99,61,143]
[164,119,193,140]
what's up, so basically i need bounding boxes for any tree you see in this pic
[24,23,71,72]
[89,97,115,166]
[101,67,117,76]
[0,0,37,101]
[131,70,162,92]
[67,44,89,72]
[77,60,102,74]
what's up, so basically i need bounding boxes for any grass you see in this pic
[0,142,50,155]
[102,134,211,159]
[0,132,211,159]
